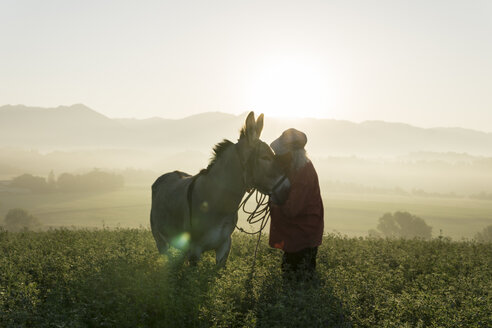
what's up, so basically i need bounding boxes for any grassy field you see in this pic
[0,186,151,229]
[324,192,492,239]
[1,229,490,327]
[1,186,492,239]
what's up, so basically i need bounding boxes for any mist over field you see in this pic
[1,104,491,239]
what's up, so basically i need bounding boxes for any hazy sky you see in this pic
[1,0,491,131]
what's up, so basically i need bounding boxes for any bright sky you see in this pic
[1,0,491,131]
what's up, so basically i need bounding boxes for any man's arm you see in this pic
[276,167,314,219]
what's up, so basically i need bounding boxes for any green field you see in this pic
[0,186,151,229]
[324,193,492,239]
[1,229,490,327]
[1,186,491,239]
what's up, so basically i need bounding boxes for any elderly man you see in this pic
[269,128,324,279]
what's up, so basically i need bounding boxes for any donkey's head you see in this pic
[237,112,283,194]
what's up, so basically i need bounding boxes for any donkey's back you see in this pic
[151,170,191,201]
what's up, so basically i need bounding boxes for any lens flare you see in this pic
[200,201,209,212]
[171,232,190,249]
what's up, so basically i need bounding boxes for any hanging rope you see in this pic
[236,190,270,234]
[235,189,271,271]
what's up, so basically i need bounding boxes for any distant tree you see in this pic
[57,169,124,192]
[370,211,432,240]
[47,170,56,190]
[10,174,48,192]
[57,173,76,191]
[470,192,492,201]
[3,208,42,232]
[474,225,492,242]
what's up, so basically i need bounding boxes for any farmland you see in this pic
[1,186,492,239]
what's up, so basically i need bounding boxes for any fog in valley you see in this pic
[1,104,491,239]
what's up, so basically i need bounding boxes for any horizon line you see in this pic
[1,103,491,134]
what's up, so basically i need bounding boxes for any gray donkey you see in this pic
[150,112,281,266]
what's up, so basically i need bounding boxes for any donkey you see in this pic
[150,112,281,266]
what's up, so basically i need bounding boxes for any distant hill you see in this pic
[0,104,125,148]
[1,104,492,156]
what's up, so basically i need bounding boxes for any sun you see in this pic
[246,56,336,119]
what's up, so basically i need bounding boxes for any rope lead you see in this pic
[236,189,271,272]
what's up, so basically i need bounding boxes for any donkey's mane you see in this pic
[200,139,234,175]
[239,125,247,139]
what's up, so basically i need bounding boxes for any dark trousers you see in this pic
[281,246,318,279]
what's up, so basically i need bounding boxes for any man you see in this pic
[269,128,324,279]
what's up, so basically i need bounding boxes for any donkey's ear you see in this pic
[255,113,264,138]
[244,111,257,143]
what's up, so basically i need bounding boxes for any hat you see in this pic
[270,128,307,155]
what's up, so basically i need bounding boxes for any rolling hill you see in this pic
[1,104,492,156]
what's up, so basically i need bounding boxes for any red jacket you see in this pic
[269,161,324,253]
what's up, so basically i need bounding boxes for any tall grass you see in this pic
[1,229,490,327]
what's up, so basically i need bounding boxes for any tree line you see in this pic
[9,169,124,192]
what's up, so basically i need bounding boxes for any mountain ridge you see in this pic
[1,104,491,156]
[2,104,490,134]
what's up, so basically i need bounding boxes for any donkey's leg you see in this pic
[150,210,170,254]
[151,227,169,254]
[187,245,202,266]
[215,236,232,267]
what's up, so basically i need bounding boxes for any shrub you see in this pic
[370,211,432,239]
[10,174,48,192]
[474,225,492,242]
[3,208,42,232]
